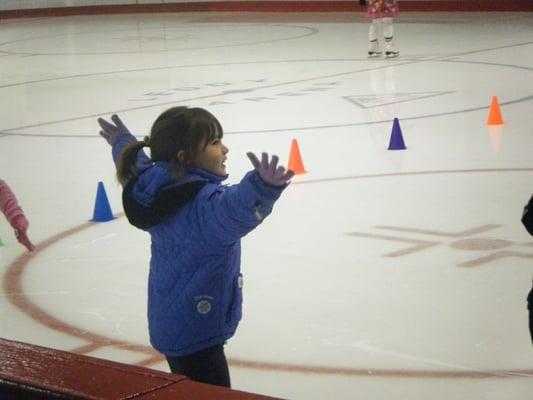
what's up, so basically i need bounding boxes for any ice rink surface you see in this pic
[0,10,532,399]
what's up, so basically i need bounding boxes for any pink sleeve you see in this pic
[0,179,25,228]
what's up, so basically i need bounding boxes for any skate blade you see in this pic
[385,52,399,58]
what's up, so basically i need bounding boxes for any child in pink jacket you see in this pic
[360,0,400,58]
[0,179,34,251]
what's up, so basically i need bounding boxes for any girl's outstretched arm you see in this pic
[197,152,293,247]
[0,180,34,251]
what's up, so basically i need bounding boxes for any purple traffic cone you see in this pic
[388,118,406,150]
[91,181,115,222]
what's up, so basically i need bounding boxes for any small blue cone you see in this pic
[91,181,115,222]
[388,118,406,150]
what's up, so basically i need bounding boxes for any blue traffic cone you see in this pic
[388,118,406,150]
[91,181,115,222]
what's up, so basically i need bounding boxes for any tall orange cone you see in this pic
[487,96,504,125]
[287,138,307,175]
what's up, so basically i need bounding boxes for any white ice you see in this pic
[0,11,532,400]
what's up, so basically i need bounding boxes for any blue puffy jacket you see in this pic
[112,134,286,356]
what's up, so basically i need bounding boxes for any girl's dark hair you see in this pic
[116,107,223,184]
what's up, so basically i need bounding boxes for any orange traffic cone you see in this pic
[287,139,307,175]
[487,96,504,125]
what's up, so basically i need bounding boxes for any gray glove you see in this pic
[97,114,131,146]
[247,152,295,187]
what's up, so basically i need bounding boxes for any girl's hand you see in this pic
[97,114,132,146]
[247,152,295,187]
[12,215,35,251]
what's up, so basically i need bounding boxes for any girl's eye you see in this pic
[212,139,220,145]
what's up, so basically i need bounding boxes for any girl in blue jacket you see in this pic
[97,107,294,387]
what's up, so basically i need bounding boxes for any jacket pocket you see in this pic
[226,273,243,323]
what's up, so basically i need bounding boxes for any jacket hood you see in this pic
[123,162,227,230]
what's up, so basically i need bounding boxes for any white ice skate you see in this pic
[368,40,382,57]
[384,38,399,58]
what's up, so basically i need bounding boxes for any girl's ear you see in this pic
[177,150,188,164]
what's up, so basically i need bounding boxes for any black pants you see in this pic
[166,343,231,388]
[527,288,533,343]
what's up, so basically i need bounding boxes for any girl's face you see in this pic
[192,137,229,176]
